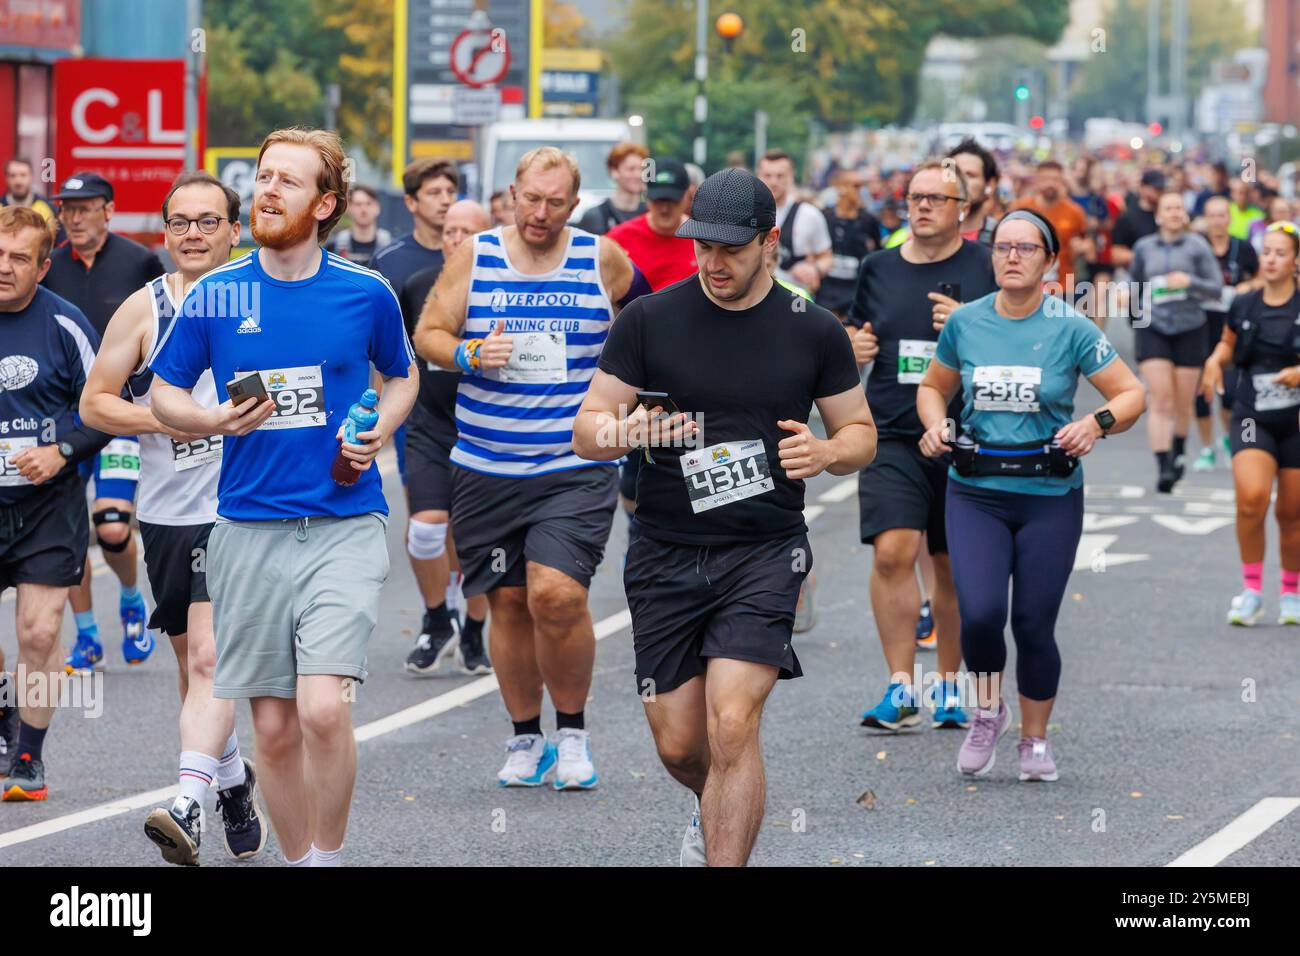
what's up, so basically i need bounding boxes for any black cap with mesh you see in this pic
[676,168,776,245]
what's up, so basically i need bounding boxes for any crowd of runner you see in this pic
[0,129,1294,865]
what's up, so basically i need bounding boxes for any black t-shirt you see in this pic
[41,233,165,337]
[576,198,645,236]
[399,264,459,448]
[371,235,444,300]
[848,241,997,439]
[1112,205,1158,250]
[1214,236,1259,287]
[816,208,882,315]
[598,276,861,545]
[1228,289,1300,420]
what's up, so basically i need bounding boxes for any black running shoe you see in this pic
[1156,460,1178,493]
[457,618,493,675]
[144,796,202,866]
[405,612,459,675]
[215,758,267,860]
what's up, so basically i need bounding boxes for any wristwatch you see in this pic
[57,440,74,459]
[1093,409,1116,435]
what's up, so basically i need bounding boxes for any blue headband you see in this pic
[997,210,1057,255]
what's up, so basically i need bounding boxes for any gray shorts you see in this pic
[207,512,390,699]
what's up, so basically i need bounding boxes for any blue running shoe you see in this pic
[497,734,557,787]
[121,593,153,664]
[929,680,970,729]
[65,630,103,673]
[860,682,921,731]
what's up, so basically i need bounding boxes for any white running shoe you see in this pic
[496,734,556,787]
[552,728,598,790]
[1227,589,1265,626]
[680,794,707,867]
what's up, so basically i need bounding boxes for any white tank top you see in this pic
[132,275,221,525]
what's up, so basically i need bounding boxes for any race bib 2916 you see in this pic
[972,365,1042,413]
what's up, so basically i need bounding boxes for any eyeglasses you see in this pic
[165,216,229,236]
[991,242,1047,259]
[905,192,962,207]
[59,202,107,220]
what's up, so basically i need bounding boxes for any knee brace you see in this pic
[407,517,448,560]
[93,507,132,553]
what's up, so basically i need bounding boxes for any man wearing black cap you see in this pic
[606,159,698,292]
[1111,169,1164,270]
[574,168,876,866]
[42,172,165,674]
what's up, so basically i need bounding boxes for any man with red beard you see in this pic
[150,128,420,866]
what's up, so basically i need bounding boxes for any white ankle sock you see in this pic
[215,732,245,789]
[311,844,343,867]
[177,751,218,805]
[285,848,313,866]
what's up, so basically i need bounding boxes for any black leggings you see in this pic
[945,480,1084,701]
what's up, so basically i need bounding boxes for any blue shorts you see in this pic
[82,437,141,504]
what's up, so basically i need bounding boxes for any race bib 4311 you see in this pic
[679,439,774,514]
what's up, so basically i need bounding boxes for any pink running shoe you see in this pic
[957,701,1012,776]
[1017,736,1059,782]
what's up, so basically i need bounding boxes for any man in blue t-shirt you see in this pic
[151,129,418,867]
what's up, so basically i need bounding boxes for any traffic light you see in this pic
[1029,115,1045,130]
[1147,121,1163,137]
[1015,83,1030,102]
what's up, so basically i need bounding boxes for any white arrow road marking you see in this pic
[1074,533,1150,571]
[818,478,858,504]
[1183,501,1237,516]
[1084,484,1146,499]
[1083,513,1141,532]
[1151,515,1235,535]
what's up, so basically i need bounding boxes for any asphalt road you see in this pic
[2,321,1298,867]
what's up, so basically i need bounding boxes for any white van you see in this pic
[480,118,644,222]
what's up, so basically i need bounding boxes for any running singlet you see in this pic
[452,227,614,477]
[934,292,1117,496]
[1228,289,1300,422]
[149,250,416,521]
[132,275,221,525]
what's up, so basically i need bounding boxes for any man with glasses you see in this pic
[42,173,164,672]
[79,169,265,863]
[848,159,996,737]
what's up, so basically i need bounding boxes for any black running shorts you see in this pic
[857,437,949,553]
[0,474,88,592]
[138,521,211,636]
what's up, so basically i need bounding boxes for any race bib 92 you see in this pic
[972,365,1043,413]
[0,436,37,487]
[679,439,774,514]
[258,366,327,430]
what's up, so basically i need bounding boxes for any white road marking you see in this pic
[803,505,825,523]
[1151,515,1235,536]
[1166,797,1300,867]
[817,479,858,504]
[1082,513,1140,532]
[1074,534,1149,572]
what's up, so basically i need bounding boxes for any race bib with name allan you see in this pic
[680,439,774,514]
[98,437,141,481]
[258,366,327,430]
[496,331,567,384]
[1252,373,1300,412]
[972,365,1043,413]
[170,434,223,471]
[897,339,937,386]
[0,436,37,487]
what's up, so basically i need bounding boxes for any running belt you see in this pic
[452,227,614,477]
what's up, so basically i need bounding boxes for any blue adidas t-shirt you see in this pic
[150,249,415,520]
[934,292,1118,496]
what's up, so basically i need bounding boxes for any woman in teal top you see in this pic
[915,209,1146,783]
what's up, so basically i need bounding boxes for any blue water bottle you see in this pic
[331,387,380,486]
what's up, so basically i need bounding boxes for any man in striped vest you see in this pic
[415,146,645,792]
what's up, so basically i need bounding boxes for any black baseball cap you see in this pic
[646,159,690,201]
[54,172,114,202]
[1140,169,1166,189]
[676,168,776,245]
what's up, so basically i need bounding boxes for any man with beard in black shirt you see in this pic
[848,159,997,735]
[575,169,875,866]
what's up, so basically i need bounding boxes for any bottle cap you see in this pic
[360,387,379,407]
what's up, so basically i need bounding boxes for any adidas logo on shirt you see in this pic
[237,316,261,334]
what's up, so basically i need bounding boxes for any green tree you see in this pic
[608,0,1069,130]
[1069,0,1255,124]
